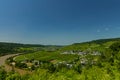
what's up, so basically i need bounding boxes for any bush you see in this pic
[0,67,7,80]
[15,62,27,69]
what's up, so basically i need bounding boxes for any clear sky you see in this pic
[0,0,120,45]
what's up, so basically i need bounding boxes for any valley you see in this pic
[0,38,120,80]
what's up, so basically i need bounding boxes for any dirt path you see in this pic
[0,54,32,75]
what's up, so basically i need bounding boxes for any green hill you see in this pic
[60,38,120,52]
[0,42,62,56]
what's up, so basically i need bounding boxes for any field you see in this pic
[14,51,79,63]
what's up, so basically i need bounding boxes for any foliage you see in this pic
[0,67,7,80]
[15,62,28,69]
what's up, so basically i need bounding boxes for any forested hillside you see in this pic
[0,42,62,56]
[1,38,120,80]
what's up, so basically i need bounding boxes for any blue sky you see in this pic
[0,0,120,45]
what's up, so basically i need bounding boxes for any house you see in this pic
[32,60,40,67]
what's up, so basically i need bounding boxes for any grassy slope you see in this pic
[15,51,78,62]
[59,38,120,52]
[15,38,120,63]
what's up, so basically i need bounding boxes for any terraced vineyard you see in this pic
[14,51,79,63]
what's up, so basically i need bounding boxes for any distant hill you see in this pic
[0,42,62,56]
[73,38,120,44]
[60,38,120,52]
[0,38,120,55]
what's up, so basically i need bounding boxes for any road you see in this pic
[0,54,19,66]
[0,54,32,75]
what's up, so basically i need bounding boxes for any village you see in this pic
[6,50,101,71]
